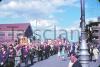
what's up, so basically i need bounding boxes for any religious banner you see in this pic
[20,37,28,45]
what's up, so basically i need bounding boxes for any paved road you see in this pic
[88,56,100,67]
[30,54,100,67]
[31,54,69,67]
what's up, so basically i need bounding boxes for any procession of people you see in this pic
[0,37,68,67]
[0,37,100,67]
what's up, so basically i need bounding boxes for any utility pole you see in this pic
[79,0,89,67]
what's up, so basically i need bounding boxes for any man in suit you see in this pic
[0,46,8,67]
[70,52,82,67]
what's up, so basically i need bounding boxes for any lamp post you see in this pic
[79,0,89,67]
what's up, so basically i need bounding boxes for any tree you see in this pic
[98,0,100,2]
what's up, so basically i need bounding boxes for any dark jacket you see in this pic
[0,50,8,65]
[72,60,82,67]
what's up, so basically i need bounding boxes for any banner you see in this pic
[20,37,28,45]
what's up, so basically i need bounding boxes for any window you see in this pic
[8,32,13,36]
[93,30,99,33]
[93,36,99,39]
[0,32,5,36]
[17,33,23,36]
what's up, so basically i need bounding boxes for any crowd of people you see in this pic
[0,38,69,67]
[0,43,58,67]
[67,43,100,67]
[0,38,100,67]
[89,44,100,62]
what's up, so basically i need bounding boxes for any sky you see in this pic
[0,0,100,42]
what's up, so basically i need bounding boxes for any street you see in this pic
[27,54,100,67]
[31,54,69,67]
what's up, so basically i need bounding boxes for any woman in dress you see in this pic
[61,46,66,60]
[93,47,99,61]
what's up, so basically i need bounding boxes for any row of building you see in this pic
[0,23,33,44]
[86,17,100,46]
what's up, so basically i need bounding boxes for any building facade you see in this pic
[86,21,100,46]
[0,23,33,44]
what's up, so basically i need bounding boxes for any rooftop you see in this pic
[0,23,31,31]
